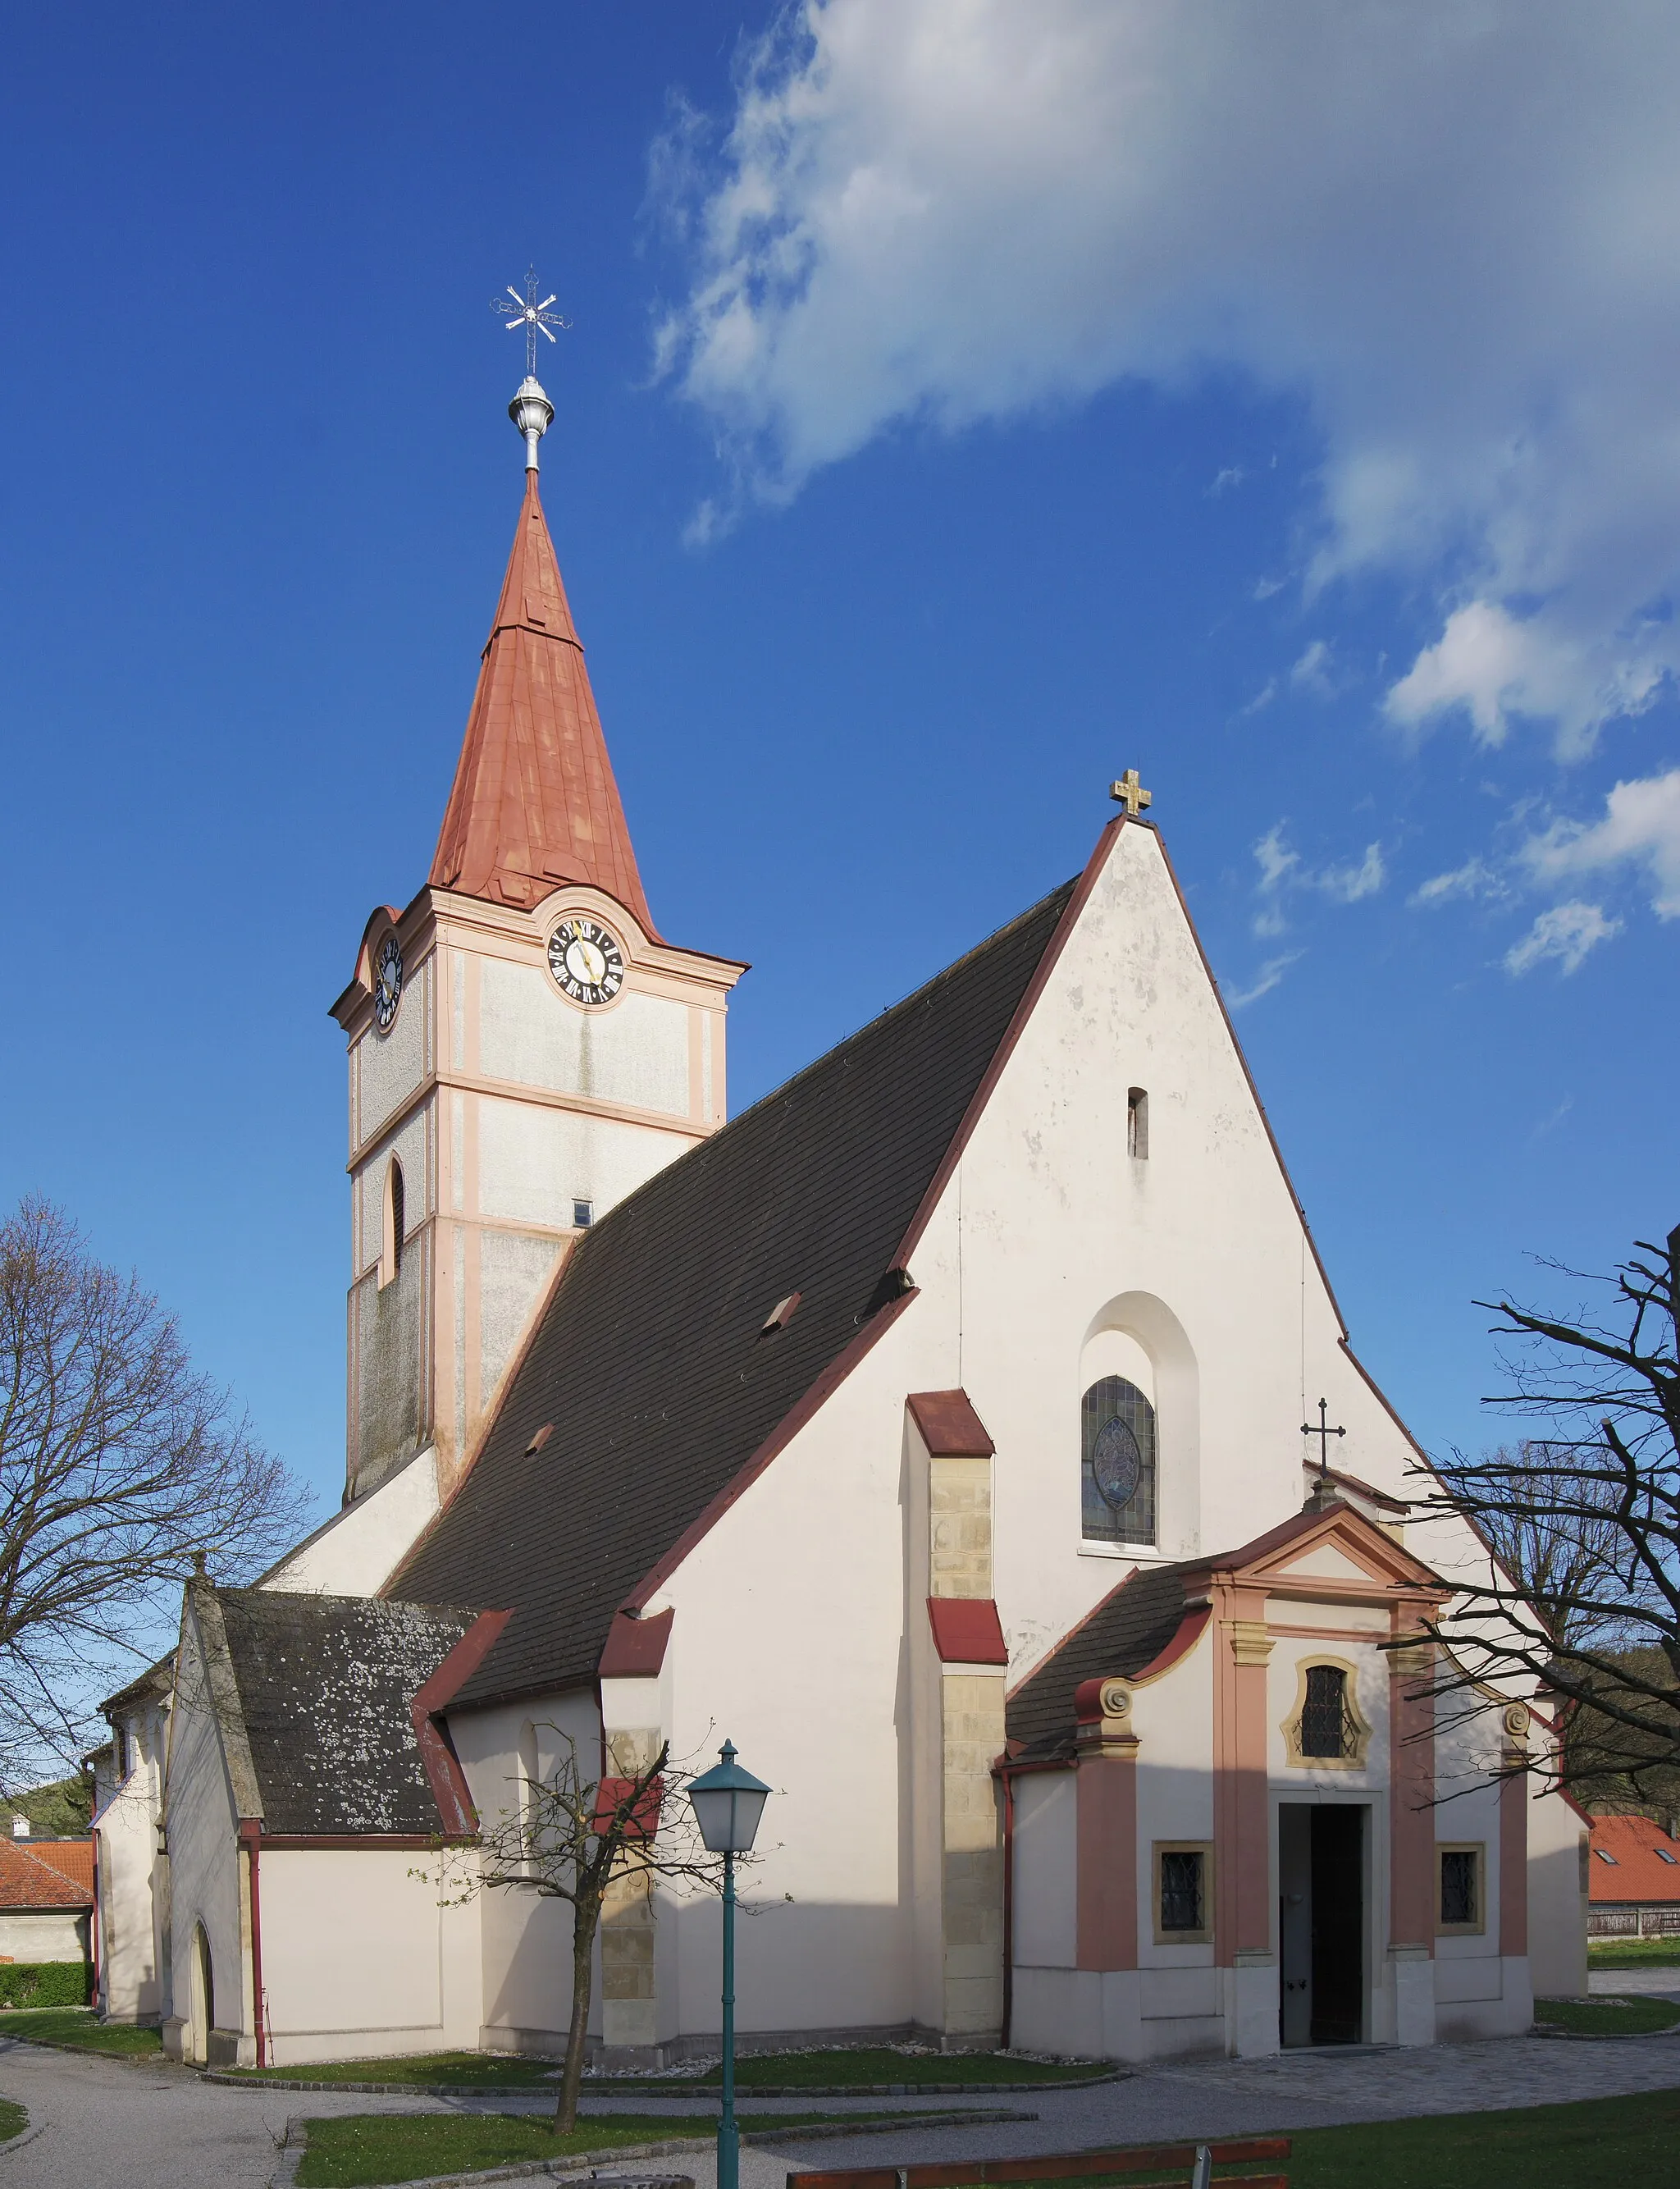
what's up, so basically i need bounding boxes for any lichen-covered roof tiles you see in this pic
[216,1591,481,1836]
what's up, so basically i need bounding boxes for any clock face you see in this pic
[547,916,625,1007]
[373,935,404,1031]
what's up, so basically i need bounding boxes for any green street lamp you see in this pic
[687,1740,771,2189]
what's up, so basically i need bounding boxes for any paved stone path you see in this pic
[1588,1966,1680,1999]
[2,2031,1679,2189]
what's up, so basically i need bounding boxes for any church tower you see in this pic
[331,372,745,1509]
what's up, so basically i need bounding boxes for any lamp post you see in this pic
[687,1740,771,2189]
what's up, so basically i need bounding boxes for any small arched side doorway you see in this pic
[188,1921,214,2064]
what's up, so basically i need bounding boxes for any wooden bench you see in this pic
[788,2136,1290,2189]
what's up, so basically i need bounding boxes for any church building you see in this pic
[92,369,1587,2072]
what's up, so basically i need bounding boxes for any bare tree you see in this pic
[1431,1441,1646,1648]
[0,1197,312,1785]
[421,1730,729,2132]
[1412,1223,1680,1807]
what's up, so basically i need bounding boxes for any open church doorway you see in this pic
[1278,1803,1366,2045]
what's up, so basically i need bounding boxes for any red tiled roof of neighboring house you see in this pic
[0,1839,94,1909]
[1588,1813,1680,1903]
[429,468,655,934]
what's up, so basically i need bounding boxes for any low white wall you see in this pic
[258,1848,482,2066]
[0,1911,87,1962]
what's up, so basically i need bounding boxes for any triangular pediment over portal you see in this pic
[1194,1499,1448,1606]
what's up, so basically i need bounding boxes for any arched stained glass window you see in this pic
[1081,1374,1157,1545]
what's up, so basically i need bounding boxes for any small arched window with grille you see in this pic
[380,1156,405,1290]
[1081,1375,1157,1546]
[1299,1664,1358,1760]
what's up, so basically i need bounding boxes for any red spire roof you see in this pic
[430,471,655,934]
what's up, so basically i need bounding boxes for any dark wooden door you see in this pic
[1309,1804,1365,2044]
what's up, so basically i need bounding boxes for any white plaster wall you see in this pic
[355,1103,432,1277]
[1012,1772,1076,1969]
[479,1232,564,1402]
[95,1702,168,2020]
[481,961,691,1117]
[161,1617,245,2053]
[449,1689,605,2050]
[355,954,432,1146]
[261,1451,441,1598]
[1132,1637,1216,1974]
[258,1849,482,2064]
[477,1095,688,1230]
[0,1911,86,1960]
[1529,1780,1589,1999]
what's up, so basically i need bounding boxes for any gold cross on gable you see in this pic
[1109,768,1153,819]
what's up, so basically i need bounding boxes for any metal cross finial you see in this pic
[493,267,569,377]
[1110,768,1153,819]
[1301,1396,1346,1480]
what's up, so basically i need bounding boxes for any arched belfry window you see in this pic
[1082,1375,1157,1545]
[380,1156,404,1290]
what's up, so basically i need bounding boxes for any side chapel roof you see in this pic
[390,873,1084,1708]
[211,1589,481,1835]
[429,469,655,931]
[1006,1562,1194,1763]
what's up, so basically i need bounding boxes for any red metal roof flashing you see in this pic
[430,470,656,934]
[907,1389,995,1457]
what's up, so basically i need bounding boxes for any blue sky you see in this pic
[2,2,1677,1531]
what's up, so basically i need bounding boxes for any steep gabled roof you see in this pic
[1590,1812,1680,1903]
[214,1590,481,1836]
[0,1839,94,1911]
[429,470,655,930]
[390,875,1082,1708]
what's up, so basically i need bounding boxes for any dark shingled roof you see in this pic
[390,879,1080,1709]
[1006,1562,1194,1763]
[217,1590,479,1835]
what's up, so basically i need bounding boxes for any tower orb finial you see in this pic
[509,376,554,471]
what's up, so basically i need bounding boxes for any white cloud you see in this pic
[1504,901,1621,977]
[1384,601,1667,760]
[1408,855,1504,909]
[655,1,1680,747]
[1522,767,1680,918]
[1253,823,1384,930]
[1208,466,1245,496]
[1289,640,1337,699]
[1319,842,1385,903]
[1226,952,1303,1008]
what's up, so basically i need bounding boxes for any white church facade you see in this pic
[90,375,1587,2070]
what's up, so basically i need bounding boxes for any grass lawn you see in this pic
[231,2050,555,2086]
[1588,1936,1680,1969]
[232,2042,1102,2089]
[1535,1994,1680,2035]
[932,2091,1680,2189]
[295,2109,888,2187]
[0,2097,26,2141]
[0,2007,162,2055]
